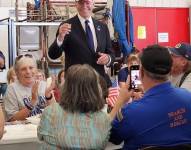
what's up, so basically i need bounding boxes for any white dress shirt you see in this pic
[57,14,98,52]
[56,14,111,66]
[77,14,98,52]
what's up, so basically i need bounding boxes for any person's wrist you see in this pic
[45,93,53,100]
[25,102,34,111]
[58,34,64,42]
[117,96,126,106]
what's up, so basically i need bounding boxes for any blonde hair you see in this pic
[127,54,140,66]
[36,69,45,80]
[7,67,16,84]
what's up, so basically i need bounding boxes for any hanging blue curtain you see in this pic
[112,0,134,56]
[34,0,41,9]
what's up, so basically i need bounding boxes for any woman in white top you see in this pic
[4,54,55,121]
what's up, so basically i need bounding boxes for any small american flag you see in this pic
[107,76,119,107]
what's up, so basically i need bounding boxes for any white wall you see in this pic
[0,7,13,82]
[0,0,34,7]
[1,0,191,8]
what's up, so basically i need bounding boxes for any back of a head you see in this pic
[60,64,105,113]
[168,43,191,61]
[140,45,172,80]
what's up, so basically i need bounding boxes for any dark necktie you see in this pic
[85,20,94,51]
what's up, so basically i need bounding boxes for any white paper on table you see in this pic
[0,124,38,144]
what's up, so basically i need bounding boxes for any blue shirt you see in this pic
[110,82,191,150]
[118,67,128,82]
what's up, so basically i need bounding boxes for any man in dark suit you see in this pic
[48,0,114,87]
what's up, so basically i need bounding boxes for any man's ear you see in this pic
[181,57,188,66]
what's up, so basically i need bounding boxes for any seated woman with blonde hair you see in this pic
[4,54,55,121]
[38,64,133,149]
[7,67,17,84]
[35,69,46,81]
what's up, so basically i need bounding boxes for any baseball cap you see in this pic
[168,43,191,61]
[140,45,172,75]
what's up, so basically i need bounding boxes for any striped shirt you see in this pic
[38,103,111,150]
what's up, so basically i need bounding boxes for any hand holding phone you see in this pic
[129,65,141,90]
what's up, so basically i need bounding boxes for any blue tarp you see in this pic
[112,0,134,56]
[34,0,41,9]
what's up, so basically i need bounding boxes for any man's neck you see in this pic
[143,78,167,93]
[78,13,91,20]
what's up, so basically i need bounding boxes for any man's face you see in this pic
[35,72,44,81]
[171,54,186,76]
[0,57,5,69]
[76,0,94,18]
[128,60,139,68]
[16,58,36,87]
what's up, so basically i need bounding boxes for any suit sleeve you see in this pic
[48,22,65,59]
[104,24,115,67]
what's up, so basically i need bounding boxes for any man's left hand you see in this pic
[96,52,110,65]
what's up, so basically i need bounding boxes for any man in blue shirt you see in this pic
[110,45,191,150]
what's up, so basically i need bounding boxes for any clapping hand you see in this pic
[31,80,40,105]
[45,75,56,98]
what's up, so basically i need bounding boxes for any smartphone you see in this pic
[129,65,141,90]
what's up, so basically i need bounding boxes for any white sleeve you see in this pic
[106,55,111,67]
[3,85,20,120]
[57,37,63,47]
[180,73,191,92]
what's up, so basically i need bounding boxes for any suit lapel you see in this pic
[73,15,87,42]
[93,19,102,53]
[73,15,95,54]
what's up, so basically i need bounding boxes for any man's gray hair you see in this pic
[143,67,169,81]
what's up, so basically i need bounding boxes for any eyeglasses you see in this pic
[15,54,33,63]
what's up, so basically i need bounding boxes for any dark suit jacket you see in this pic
[48,15,115,87]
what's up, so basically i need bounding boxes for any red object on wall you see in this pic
[157,8,189,47]
[131,7,190,51]
[132,8,157,51]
